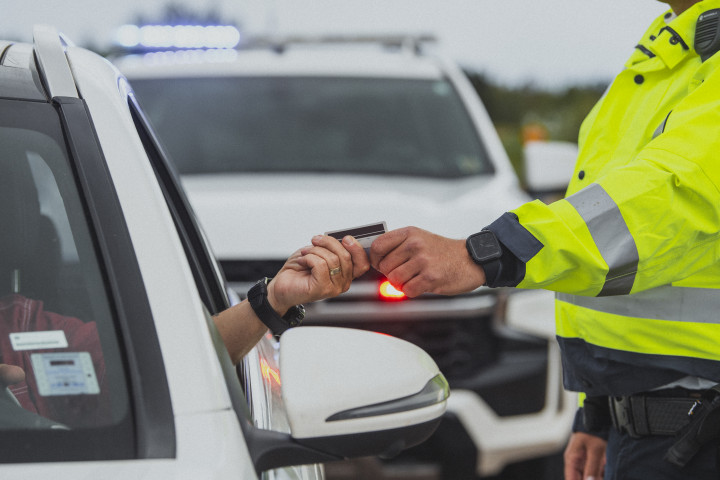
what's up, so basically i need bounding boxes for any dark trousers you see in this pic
[605,426,718,479]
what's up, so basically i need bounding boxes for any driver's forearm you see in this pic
[213,301,268,365]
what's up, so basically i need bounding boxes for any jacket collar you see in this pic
[627,1,720,70]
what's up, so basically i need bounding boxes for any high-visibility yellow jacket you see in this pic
[491,2,720,395]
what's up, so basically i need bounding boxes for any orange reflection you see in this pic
[260,358,281,386]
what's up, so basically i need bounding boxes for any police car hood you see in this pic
[182,173,530,260]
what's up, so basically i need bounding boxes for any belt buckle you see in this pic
[609,396,641,438]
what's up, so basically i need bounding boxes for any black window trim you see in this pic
[54,95,176,459]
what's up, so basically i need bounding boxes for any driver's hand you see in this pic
[269,235,370,314]
[0,364,25,389]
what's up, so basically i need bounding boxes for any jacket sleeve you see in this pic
[507,68,720,297]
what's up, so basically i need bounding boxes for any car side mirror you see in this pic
[247,326,449,474]
[523,140,578,198]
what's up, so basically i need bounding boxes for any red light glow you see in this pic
[379,280,406,300]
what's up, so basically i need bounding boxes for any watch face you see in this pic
[467,231,502,263]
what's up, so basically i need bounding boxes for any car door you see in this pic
[126,94,324,480]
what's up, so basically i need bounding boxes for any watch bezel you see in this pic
[466,230,502,264]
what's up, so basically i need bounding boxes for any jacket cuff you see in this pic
[483,212,544,288]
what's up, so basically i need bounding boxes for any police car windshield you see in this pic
[130,76,492,178]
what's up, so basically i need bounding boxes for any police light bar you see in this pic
[115,24,241,50]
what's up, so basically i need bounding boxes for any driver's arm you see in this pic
[214,235,369,364]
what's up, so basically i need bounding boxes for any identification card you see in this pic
[325,221,387,252]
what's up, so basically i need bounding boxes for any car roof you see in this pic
[116,44,447,80]
[0,27,87,102]
[0,42,48,101]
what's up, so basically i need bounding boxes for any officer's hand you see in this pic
[564,432,606,480]
[369,226,486,298]
[269,235,369,314]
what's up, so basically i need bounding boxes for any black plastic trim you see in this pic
[54,96,176,458]
[300,417,442,460]
[327,374,449,422]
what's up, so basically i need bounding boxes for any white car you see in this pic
[0,26,449,479]
[117,34,575,478]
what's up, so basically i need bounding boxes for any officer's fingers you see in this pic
[341,236,370,278]
[582,436,606,480]
[369,228,410,268]
[563,434,588,480]
[386,261,425,298]
[373,229,428,277]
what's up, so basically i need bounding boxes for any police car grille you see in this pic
[221,260,287,282]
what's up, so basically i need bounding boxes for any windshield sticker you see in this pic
[9,330,69,351]
[30,352,100,396]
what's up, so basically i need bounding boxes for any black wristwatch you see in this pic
[247,277,305,337]
[466,230,502,265]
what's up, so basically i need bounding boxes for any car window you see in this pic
[0,99,134,461]
[131,76,493,178]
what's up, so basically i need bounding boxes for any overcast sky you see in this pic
[2,1,669,89]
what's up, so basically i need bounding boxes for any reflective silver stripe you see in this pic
[565,183,639,296]
[557,286,720,324]
[652,111,671,139]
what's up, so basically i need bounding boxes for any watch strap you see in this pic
[466,230,503,286]
[247,277,304,336]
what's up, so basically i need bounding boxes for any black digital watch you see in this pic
[466,230,502,265]
[247,277,305,337]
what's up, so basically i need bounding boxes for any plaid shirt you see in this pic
[0,294,108,427]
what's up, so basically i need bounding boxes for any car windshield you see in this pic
[130,76,492,178]
[0,99,131,457]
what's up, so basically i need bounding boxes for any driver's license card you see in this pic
[325,221,387,252]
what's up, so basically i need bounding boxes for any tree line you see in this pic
[464,71,607,178]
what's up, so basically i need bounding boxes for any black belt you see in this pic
[609,392,702,438]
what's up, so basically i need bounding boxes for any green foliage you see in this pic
[464,70,607,177]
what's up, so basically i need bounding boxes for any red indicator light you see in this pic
[379,280,406,300]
